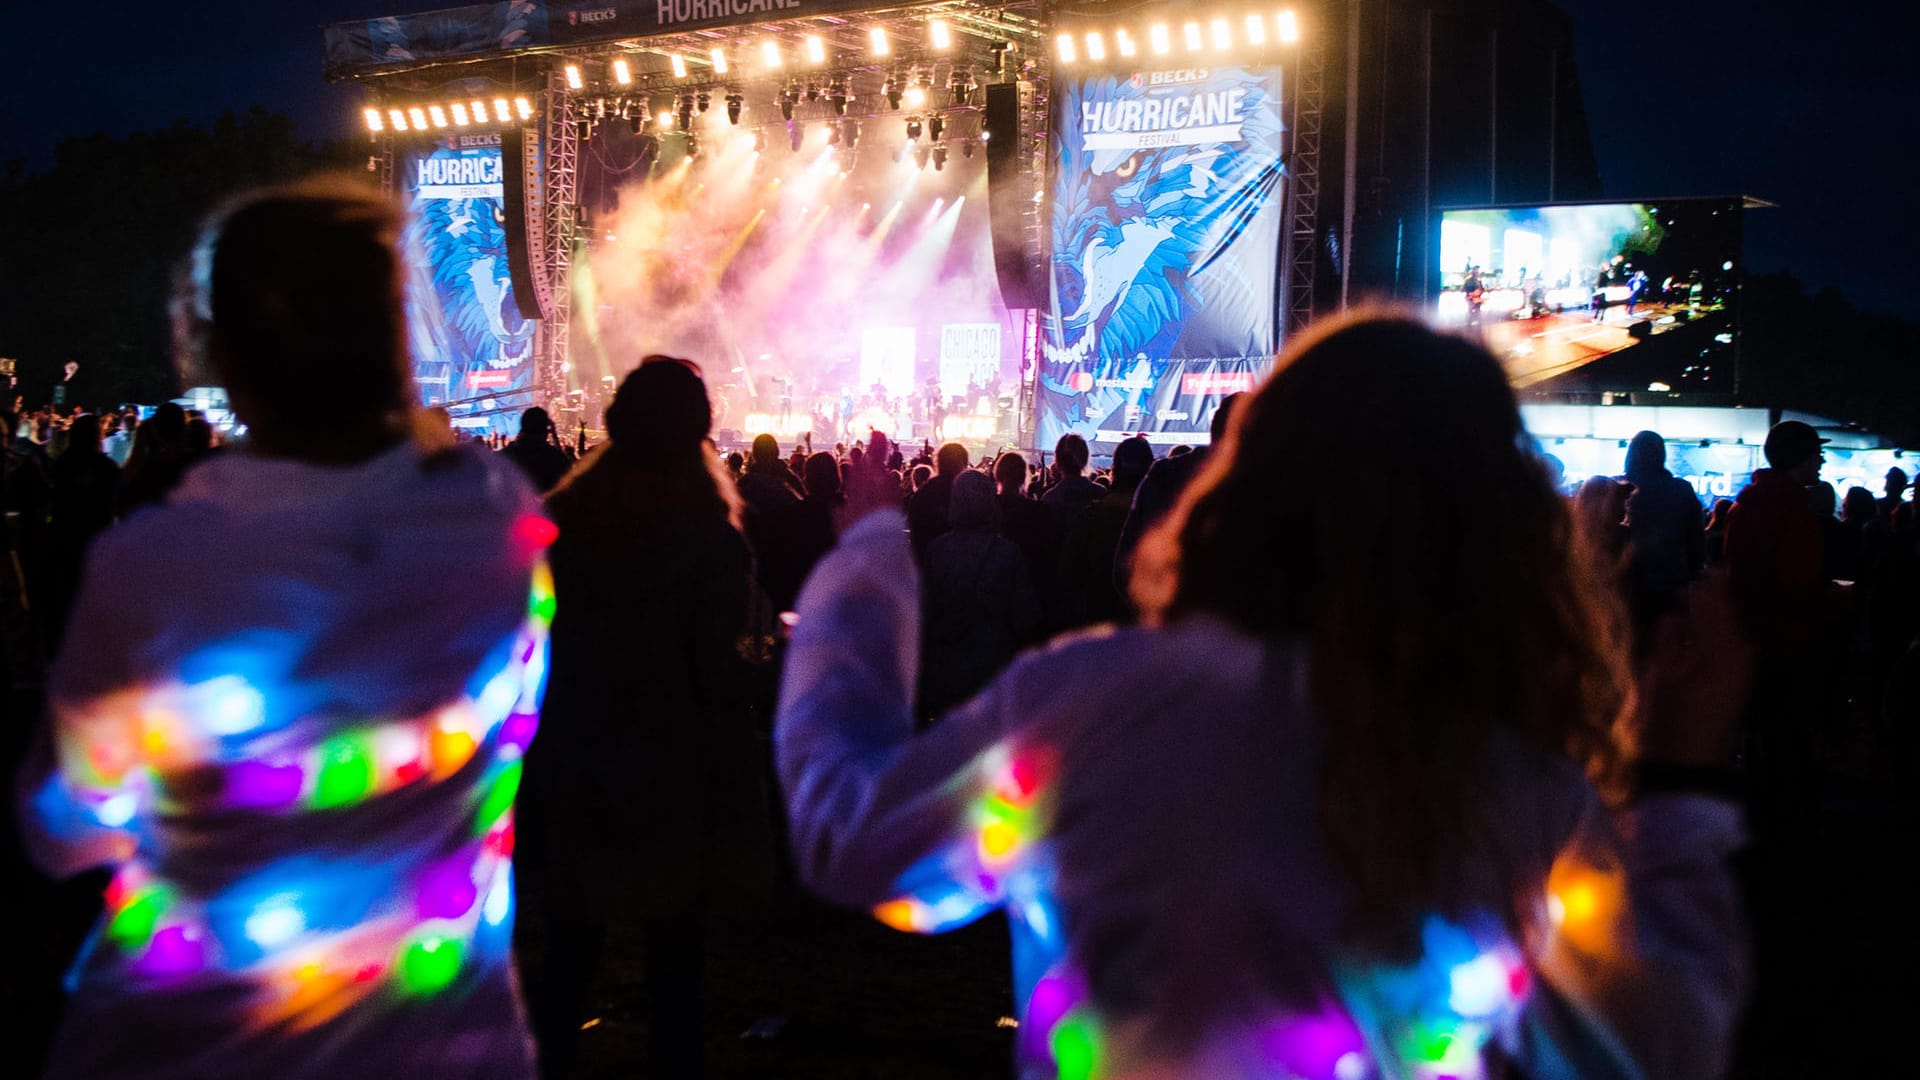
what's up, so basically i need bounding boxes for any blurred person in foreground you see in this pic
[779,316,1748,1080]
[16,177,554,1078]
[519,358,775,1079]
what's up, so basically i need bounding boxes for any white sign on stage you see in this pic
[938,322,1001,399]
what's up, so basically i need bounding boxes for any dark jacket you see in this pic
[1623,465,1704,607]
[907,472,958,559]
[529,444,775,917]
[1056,482,1139,629]
[920,475,1041,717]
[500,436,572,494]
[1725,468,1844,660]
[1114,448,1210,589]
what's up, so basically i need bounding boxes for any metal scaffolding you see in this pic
[1287,26,1328,334]
[538,66,579,419]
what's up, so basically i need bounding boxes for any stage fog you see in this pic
[572,105,1017,448]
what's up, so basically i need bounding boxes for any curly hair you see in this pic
[1132,313,1633,953]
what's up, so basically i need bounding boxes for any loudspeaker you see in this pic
[983,83,1042,310]
[500,128,544,321]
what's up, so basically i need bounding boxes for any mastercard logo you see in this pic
[1068,371,1095,393]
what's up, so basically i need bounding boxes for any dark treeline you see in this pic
[0,109,357,406]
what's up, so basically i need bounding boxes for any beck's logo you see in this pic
[1132,68,1212,87]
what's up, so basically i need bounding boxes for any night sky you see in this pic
[3,1,1910,317]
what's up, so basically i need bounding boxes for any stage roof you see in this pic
[324,0,962,80]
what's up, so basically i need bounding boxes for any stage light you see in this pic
[915,143,931,170]
[805,35,826,64]
[364,107,384,133]
[1116,30,1137,58]
[762,40,781,67]
[1056,34,1077,63]
[1150,24,1172,54]
[450,103,471,126]
[1085,33,1106,62]
[930,19,952,50]
[696,92,710,113]
[565,64,584,89]
[1211,18,1231,50]
[492,99,511,122]
[514,97,533,120]
[928,114,944,142]
[1184,22,1203,51]
[870,29,889,56]
[409,106,429,129]
[828,122,841,147]
[755,130,767,152]
[629,113,643,134]
[788,123,803,151]
[906,117,922,140]
[1245,14,1267,45]
[670,54,688,78]
[726,93,743,125]
[933,145,947,171]
[905,85,926,109]
[471,99,489,123]
[710,48,729,74]
[886,78,902,110]
[986,42,1008,74]
[950,70,973,106]
[686,134,699,158]
[611,57,632,84]
[1277,10,1299,43]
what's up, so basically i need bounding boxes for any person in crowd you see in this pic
[42,412,122,652]
[909,462,932,492]
[1040,434,1100,531]
[737,432,802,518]
[184,414,217,457]
[759,451,844,613]
[501,406,573,494]
[102,412,135,467]
[1622,430,1705,637]
[1704,497,1736,567]
[779,318,1748,1080]
[1807,481,1860,583]
[725,450,744,481]
[115,401,194,516]
[1115,394,1241,586]
[522,357,775,1080]
[1573,475,1632,574]
[18,177,550,1078]
[907,442,968,560]
[1055,435,1155,629]
[1882,467,1911,521]
[993,451,1059,603]
[918,470,1041,719]
[1725,419,1850,825]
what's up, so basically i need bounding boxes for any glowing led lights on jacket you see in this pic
[52,552,554,1024]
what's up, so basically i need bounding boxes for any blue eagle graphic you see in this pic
[402,150,535,419]
[1040,68,1284,445]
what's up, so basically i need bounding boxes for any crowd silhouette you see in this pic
[4,176,1916,1080]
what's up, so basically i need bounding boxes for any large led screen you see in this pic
[1436,198,1741,389]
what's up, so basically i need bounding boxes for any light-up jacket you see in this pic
[19,439,552,1079]
[778,510,1747,1080]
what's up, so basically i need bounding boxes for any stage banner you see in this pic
[1039,61,1285,451]
[324,2,548,79]
[400,133,537,431]
[550,0,884,43]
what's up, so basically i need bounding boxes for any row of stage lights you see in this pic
[561,17,987,92]
[364,95,534,133]
[1057,10,1302,63]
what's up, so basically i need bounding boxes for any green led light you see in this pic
[397,930,464,995]
[1050,1014,1099,1080]
[474,759,523,835]
[106,887,167,952]
[312,731,376,809]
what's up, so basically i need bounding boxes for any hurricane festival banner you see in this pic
[1040,60,1284,450]
[400,133,535,432]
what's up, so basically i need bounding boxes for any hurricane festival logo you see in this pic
[1041,66,1283,440]
[404,147,534,405]
[654,0,804,28]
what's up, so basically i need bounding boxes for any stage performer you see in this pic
[779,317,1747,1080]
[19,177,552,1079]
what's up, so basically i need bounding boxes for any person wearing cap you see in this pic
[1724,419,1849,826]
